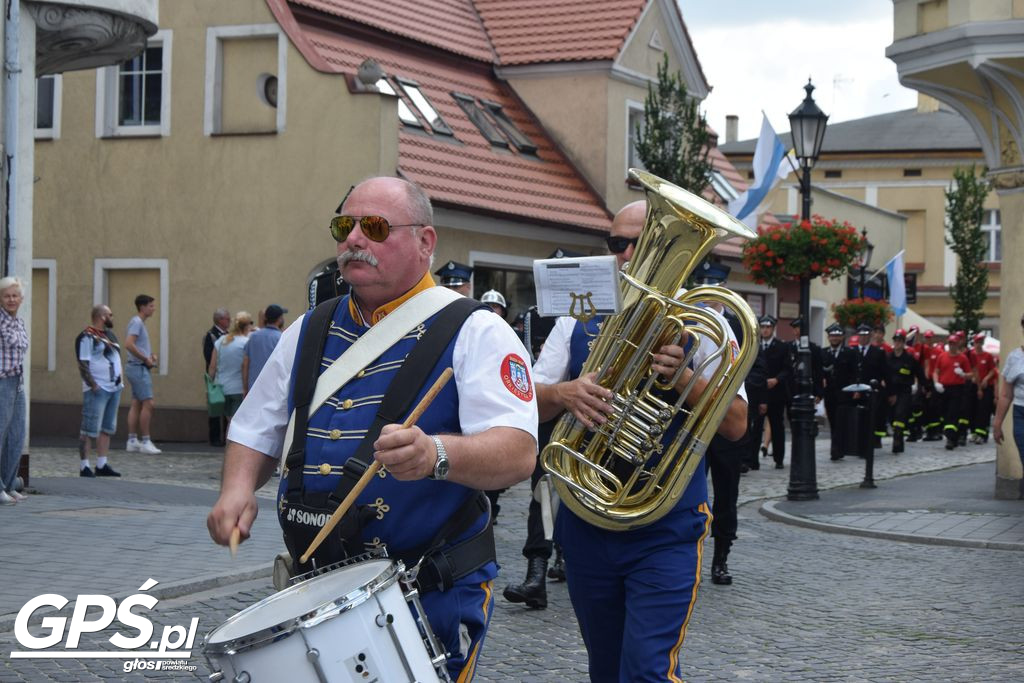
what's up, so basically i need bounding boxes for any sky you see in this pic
[680,0,918,143]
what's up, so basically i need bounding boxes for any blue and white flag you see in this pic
[885,250,907,316]
[728,114,793,227]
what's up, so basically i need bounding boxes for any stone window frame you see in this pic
[95,29,173,138]
[204,24,288,136]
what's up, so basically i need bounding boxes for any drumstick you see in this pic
[300,368,453,565]
[229,527,241,558]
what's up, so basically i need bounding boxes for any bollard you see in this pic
[860,380,878,489]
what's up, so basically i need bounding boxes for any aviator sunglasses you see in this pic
[329,215,422,243]
[606,235,639,254]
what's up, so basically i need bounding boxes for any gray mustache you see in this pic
[338,250,379,267]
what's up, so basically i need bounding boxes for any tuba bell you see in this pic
[540,169,759,531]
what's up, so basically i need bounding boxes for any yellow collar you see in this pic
[348,270,437,326]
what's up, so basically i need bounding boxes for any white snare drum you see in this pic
[203,559,447,682]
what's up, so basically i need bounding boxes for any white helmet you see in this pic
[480,289,507,309]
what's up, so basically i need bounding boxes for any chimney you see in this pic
[726,115,739,143]
[917,93,940,113]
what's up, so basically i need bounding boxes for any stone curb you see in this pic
[759,500,1024,552]
[0,562,273,633]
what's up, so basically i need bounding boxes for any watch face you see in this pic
[434,458,450,480]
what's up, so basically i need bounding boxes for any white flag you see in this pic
[885,250,906,316]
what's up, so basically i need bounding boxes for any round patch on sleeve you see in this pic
[501,353,534,401]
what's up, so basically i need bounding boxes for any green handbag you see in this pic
[205,373,226,417]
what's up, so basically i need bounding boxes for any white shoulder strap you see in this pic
[282,286,462,454]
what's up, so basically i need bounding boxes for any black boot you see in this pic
[893,431,904,454]
[503,557,548,609]
[547,545,565,581]
[945,432,957,450]
[710,541,732,585]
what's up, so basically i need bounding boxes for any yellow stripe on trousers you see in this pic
[456,580,493,683]
[666,502,713,682]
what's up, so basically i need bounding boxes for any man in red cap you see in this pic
[932,332,974,449]
[885,329,926,453]
[920,330,945,441]
[968,332,998,443]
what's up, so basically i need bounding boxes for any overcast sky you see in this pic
[680,0,918,143]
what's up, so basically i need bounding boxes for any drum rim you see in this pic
[202,559,403,656]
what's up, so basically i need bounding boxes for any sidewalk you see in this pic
[764,461,1024,550]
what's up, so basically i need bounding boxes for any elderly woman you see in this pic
[994,313,1024,499]
[0,276,28,505]
[208,311,253,422]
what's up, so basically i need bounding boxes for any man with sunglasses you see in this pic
[208,176,537,681]
[533,200,748,682]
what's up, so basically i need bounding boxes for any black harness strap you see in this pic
[285,297,343,497]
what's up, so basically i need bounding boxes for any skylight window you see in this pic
[480,100,537,154]
[709,170,739,202]
[374,77,421,128]
[452,93,507,148]
[396,78,452,136]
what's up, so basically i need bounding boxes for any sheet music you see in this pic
[532,255,622,318]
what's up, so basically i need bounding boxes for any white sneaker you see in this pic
[0,491,16,505]
[8,490,26,502]
[126,438,141,452]
[138,440,162,454]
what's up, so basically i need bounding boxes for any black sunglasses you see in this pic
[329,215,422,243]
[606,235,639,254]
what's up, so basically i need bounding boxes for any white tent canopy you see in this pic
[894,307,949,336]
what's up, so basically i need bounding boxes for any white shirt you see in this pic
[229,309,539,458]
[78,331,123,393]
[1002,347,1024,407]
[533,312,748,403]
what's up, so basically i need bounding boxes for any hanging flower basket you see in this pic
[740,216,866,287]
[832,298,893,329]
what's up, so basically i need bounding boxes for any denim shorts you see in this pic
[81,387,123,437]
[125,363,153,401]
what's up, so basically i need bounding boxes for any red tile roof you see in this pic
[474,0,647,65]
[276,2,611,232]
[291,0,495,62]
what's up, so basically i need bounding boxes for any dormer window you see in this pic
[452,93,507,148]
[396,78,452,136]
[480,99,537,154]
[374,77,422,128]
[709,170,739,202]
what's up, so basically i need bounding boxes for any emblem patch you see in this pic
[501,353,534,401]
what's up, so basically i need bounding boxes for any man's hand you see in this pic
[758,403,767,416]
[994,424,1004,445]
[651,343,685,384]
[555,372,614,429]
[767,378,779,390]
[888,395,897,406]
[207,489,260,546]
[374,424,435,480]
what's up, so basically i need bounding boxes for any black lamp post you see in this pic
[787,79,828,502]
[858,227,875,298]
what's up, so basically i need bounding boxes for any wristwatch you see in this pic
[430,435,450,481]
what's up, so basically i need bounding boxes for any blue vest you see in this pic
[281,297,490,563]
[567,318,708,515]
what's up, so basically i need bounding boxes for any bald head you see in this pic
[609,200,646,268]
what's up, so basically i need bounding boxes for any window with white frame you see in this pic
[204,25,287,135]
[96,30,172,137]
[981,209,1001,262]
[35,75,61,139]
[627,104,646,173]
[709,170,739,203]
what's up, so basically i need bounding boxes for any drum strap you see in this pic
[395,490,496,594]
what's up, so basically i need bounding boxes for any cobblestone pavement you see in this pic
[2,435,1017,681]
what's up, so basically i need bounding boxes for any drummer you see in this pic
[207,176,537,680]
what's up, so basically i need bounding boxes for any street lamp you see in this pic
[787,79,829,501]
[858,227,875,298]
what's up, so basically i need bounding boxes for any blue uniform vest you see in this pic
[280,297,491,570]
[567,317,707,515]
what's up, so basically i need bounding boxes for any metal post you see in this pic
[787,164,820,501]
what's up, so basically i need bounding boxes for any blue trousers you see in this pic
[557,502,712,682]
[0,375,26,492]
[421,579,494,682]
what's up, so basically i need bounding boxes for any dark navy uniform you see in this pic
[821,324,853,459]
[885,336,925,453]
[751,315,790,468]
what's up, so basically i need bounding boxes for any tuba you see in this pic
[540,169,759,531]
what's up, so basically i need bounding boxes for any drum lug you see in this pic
[305,646,329,683]
[207,674,223,683]
[232,673,250,683]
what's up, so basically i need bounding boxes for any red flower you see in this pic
[771,232,781,241]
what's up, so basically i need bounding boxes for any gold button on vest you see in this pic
[319,463,332,475]
[357,370,365,378]
[329,429,342,440]
[342,399,353,410]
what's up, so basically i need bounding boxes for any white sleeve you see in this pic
[227,314,305,458]
[532,316,574,385]
[453,310,539,444]
[690,309,748,403]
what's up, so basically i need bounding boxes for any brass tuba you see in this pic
[540,169,759,531]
